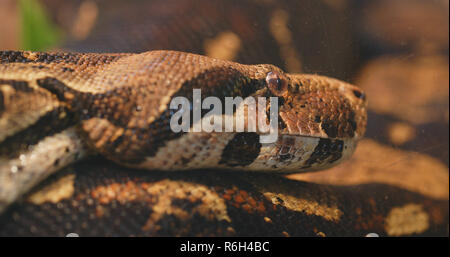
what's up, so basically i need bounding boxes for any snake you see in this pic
[0,49,367,214]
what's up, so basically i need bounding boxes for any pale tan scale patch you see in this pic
[248,173,344,222]
[158,95,173,113]
[82,118,111,149]
[143,180,231,232]
[58,111,67,119]
[26,174,75,204]
[385,204,429,236]
[138,132,235,170]
[89,179,231,232]
[204,31,242,61]
[264,191,343,222]
[264,216,272,223]
[388,122,416,145]
[63,92,75,100]
[0,81,61,142]
[110,127,125,142]
[0,65,73,88]
[22,51,39,61]
[146,115,156,124]
[0,83,14,106]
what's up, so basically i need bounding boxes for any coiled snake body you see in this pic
[0,50,367,216]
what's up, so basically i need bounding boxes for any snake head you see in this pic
[243,66,368,172]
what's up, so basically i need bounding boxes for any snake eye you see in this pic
[266,71,288,96]
[352,89,366,101]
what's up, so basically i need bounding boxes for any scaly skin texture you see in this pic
[0,50,366,212]
[0,50,367,215]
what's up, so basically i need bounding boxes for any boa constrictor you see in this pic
[0,50,367,213]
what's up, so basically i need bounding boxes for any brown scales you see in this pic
[0,50,369,225]
[1,50,366,168]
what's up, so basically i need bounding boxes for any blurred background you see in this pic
[0,0,448,236]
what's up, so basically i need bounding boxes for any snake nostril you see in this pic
[352,89,365,101]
